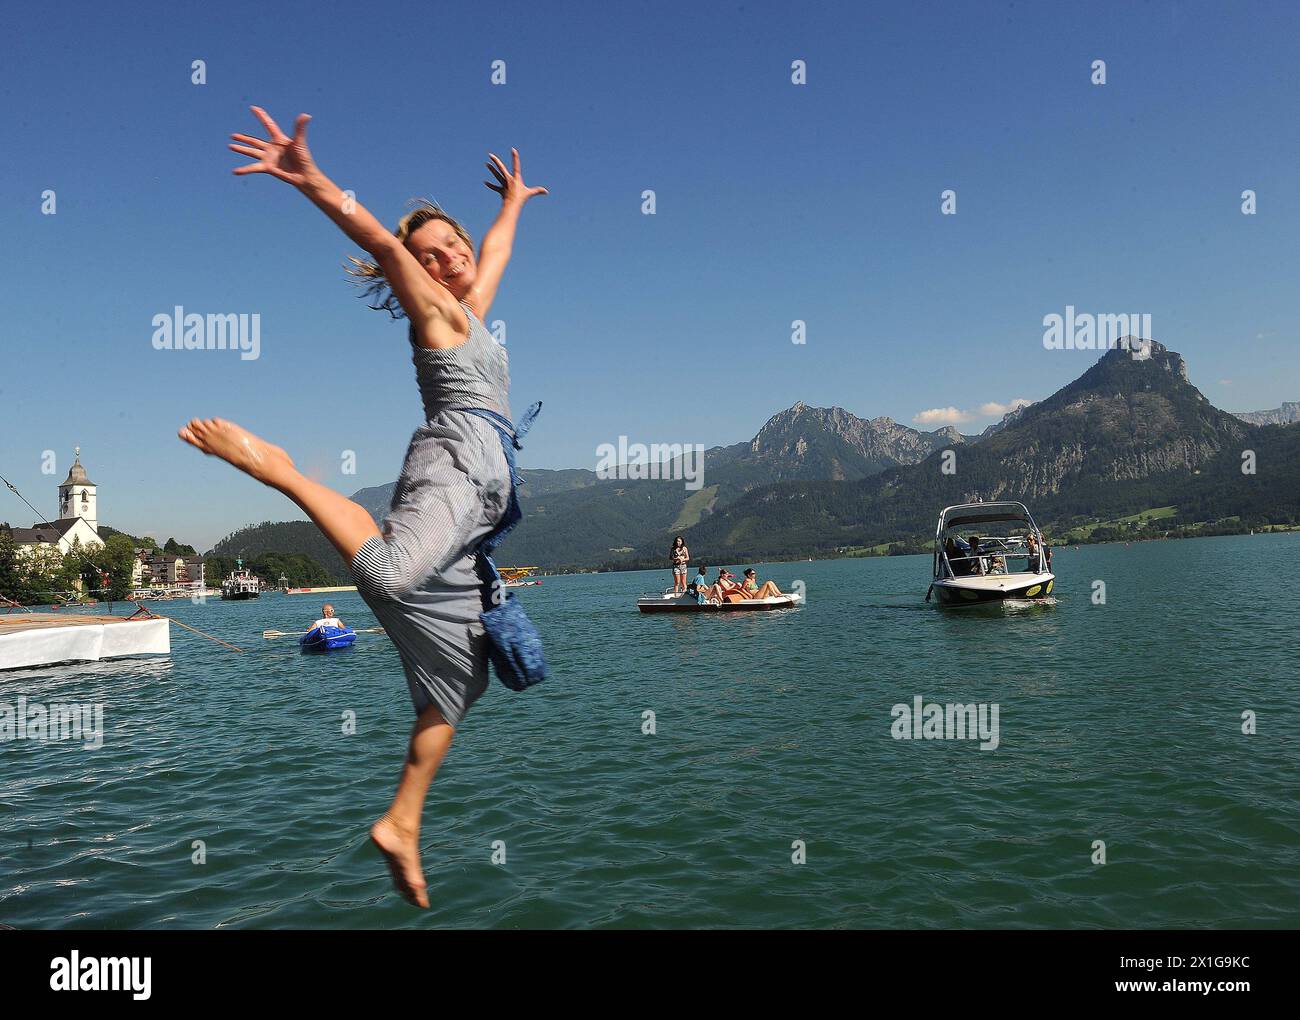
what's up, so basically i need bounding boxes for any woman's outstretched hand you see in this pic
[484,148,548,206]
[229,106,320,188]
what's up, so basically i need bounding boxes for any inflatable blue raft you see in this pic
[299,624,357,652]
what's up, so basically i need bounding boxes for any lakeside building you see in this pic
[132,552,206,590]
[6,448,206,595]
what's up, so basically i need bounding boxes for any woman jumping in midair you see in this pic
[180,106,547,908]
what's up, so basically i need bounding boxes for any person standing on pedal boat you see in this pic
[670,536,690,593]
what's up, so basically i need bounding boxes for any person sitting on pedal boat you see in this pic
[740,568,784,599]
[714,568,746,603]
[689,566,714,604]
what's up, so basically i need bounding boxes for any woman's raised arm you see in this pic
[229,106,459,329]
[464,148,548,321]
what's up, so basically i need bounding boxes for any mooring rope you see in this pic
[127,601,244,653]
[0,593,33,613]
[0,472,49,526]
[165,616,245,653]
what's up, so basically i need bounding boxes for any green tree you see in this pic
[205,555,236,586]
[0,530,27,604]
[59,537,91,593]
[21,544,66,603]
[99,534,139,600]
[204,551,333,589]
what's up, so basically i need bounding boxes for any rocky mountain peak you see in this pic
[736,401,969,479]
[1099,336,1189,382]
[979,402,1034,438]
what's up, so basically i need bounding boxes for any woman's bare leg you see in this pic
[370,704,455,909]
[179,418,380,561]
[182,418,455,908]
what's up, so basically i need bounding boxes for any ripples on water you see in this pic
[1,534,1297,928]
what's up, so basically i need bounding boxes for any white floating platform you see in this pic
[0,614,171,671]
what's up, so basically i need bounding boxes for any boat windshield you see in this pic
[936,511,1048,578]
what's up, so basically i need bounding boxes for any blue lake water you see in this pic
[2,532,1298,928]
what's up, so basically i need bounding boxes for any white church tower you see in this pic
[58,446,98,533]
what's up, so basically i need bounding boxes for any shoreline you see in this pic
[555,522,1300,578]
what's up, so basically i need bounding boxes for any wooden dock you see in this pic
[0,613,170,670]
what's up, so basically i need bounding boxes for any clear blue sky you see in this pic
[3,0,1298,550]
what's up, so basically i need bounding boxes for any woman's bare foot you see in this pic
[370,816,429,909]
[178,418,297,489]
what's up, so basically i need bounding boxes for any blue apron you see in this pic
[453,402,547,691]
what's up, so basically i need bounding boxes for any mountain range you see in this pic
[1234,401,1300,426]
[208,343,1300,574]
[345,404,976,568]
[666,340,1300,565]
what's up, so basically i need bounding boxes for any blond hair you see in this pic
[346,199,474,319]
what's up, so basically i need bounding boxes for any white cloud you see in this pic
[913,406,970,426]
[914,397,1034,427]
[977,398,1033,418]
[1218,379,1232,386]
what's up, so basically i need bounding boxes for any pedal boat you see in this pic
[637,590,803,613]
[929,501,1055,606]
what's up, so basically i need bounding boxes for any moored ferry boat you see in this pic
[928,501,1055,606]
[220,560,262,601]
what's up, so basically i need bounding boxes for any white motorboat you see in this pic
[928,501,1055,606]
